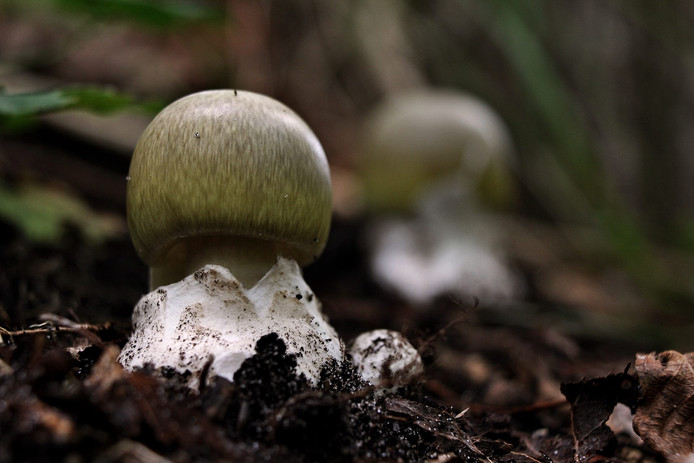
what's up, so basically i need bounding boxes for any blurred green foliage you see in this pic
[46,0,222,28]
[488,0,660,285]
[0,89,73,116]
[0,180,120,244]
[0,87,162,130]
[412,0,693,298]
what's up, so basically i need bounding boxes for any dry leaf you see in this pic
[94,439,172,463]
[560,369,639,461]
[634,351,694,461]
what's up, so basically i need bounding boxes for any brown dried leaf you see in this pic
[634,351,694,460]
[0,358,12,376]
[14,395,75,443]
[95,439,172,463]
[83,344,127,396]
[560,370,639,461]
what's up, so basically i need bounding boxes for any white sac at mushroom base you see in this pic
[368,183,524,305]
[349,329,423,388]
[118,258,345,390]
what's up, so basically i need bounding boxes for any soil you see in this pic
[0,129,663,462]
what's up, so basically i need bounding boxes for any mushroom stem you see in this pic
[149,235,279,290]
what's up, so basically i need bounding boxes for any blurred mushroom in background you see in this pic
[357,89,523,305]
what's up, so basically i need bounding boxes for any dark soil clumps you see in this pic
[0,217,662,462]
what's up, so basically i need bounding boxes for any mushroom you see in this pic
[359,89,515,214]
[118,90,344,388]
[126,89,332,290]
[349,329,423,389]
[357,89,522,304]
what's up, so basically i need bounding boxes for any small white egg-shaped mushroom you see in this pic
[349,329,423,388]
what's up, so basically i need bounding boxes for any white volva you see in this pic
[119,258,344,390]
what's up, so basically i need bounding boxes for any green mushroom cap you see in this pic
[359,89,515,213]
[127,90,332,285]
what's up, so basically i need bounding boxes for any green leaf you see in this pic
[0,87,162,128]
[62,87,150,113]
[0,181,122,244]
[0,89,76,116]
[52,0,223,28]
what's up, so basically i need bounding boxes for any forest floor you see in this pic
[0,129,685,462]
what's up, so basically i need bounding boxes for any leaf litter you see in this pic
[634,351,694,461]
[0,216,681,462]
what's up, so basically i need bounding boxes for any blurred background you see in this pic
[1,0,694,353]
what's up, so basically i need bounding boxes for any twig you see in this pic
[465,398,568,416]
[0,313,106,346]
